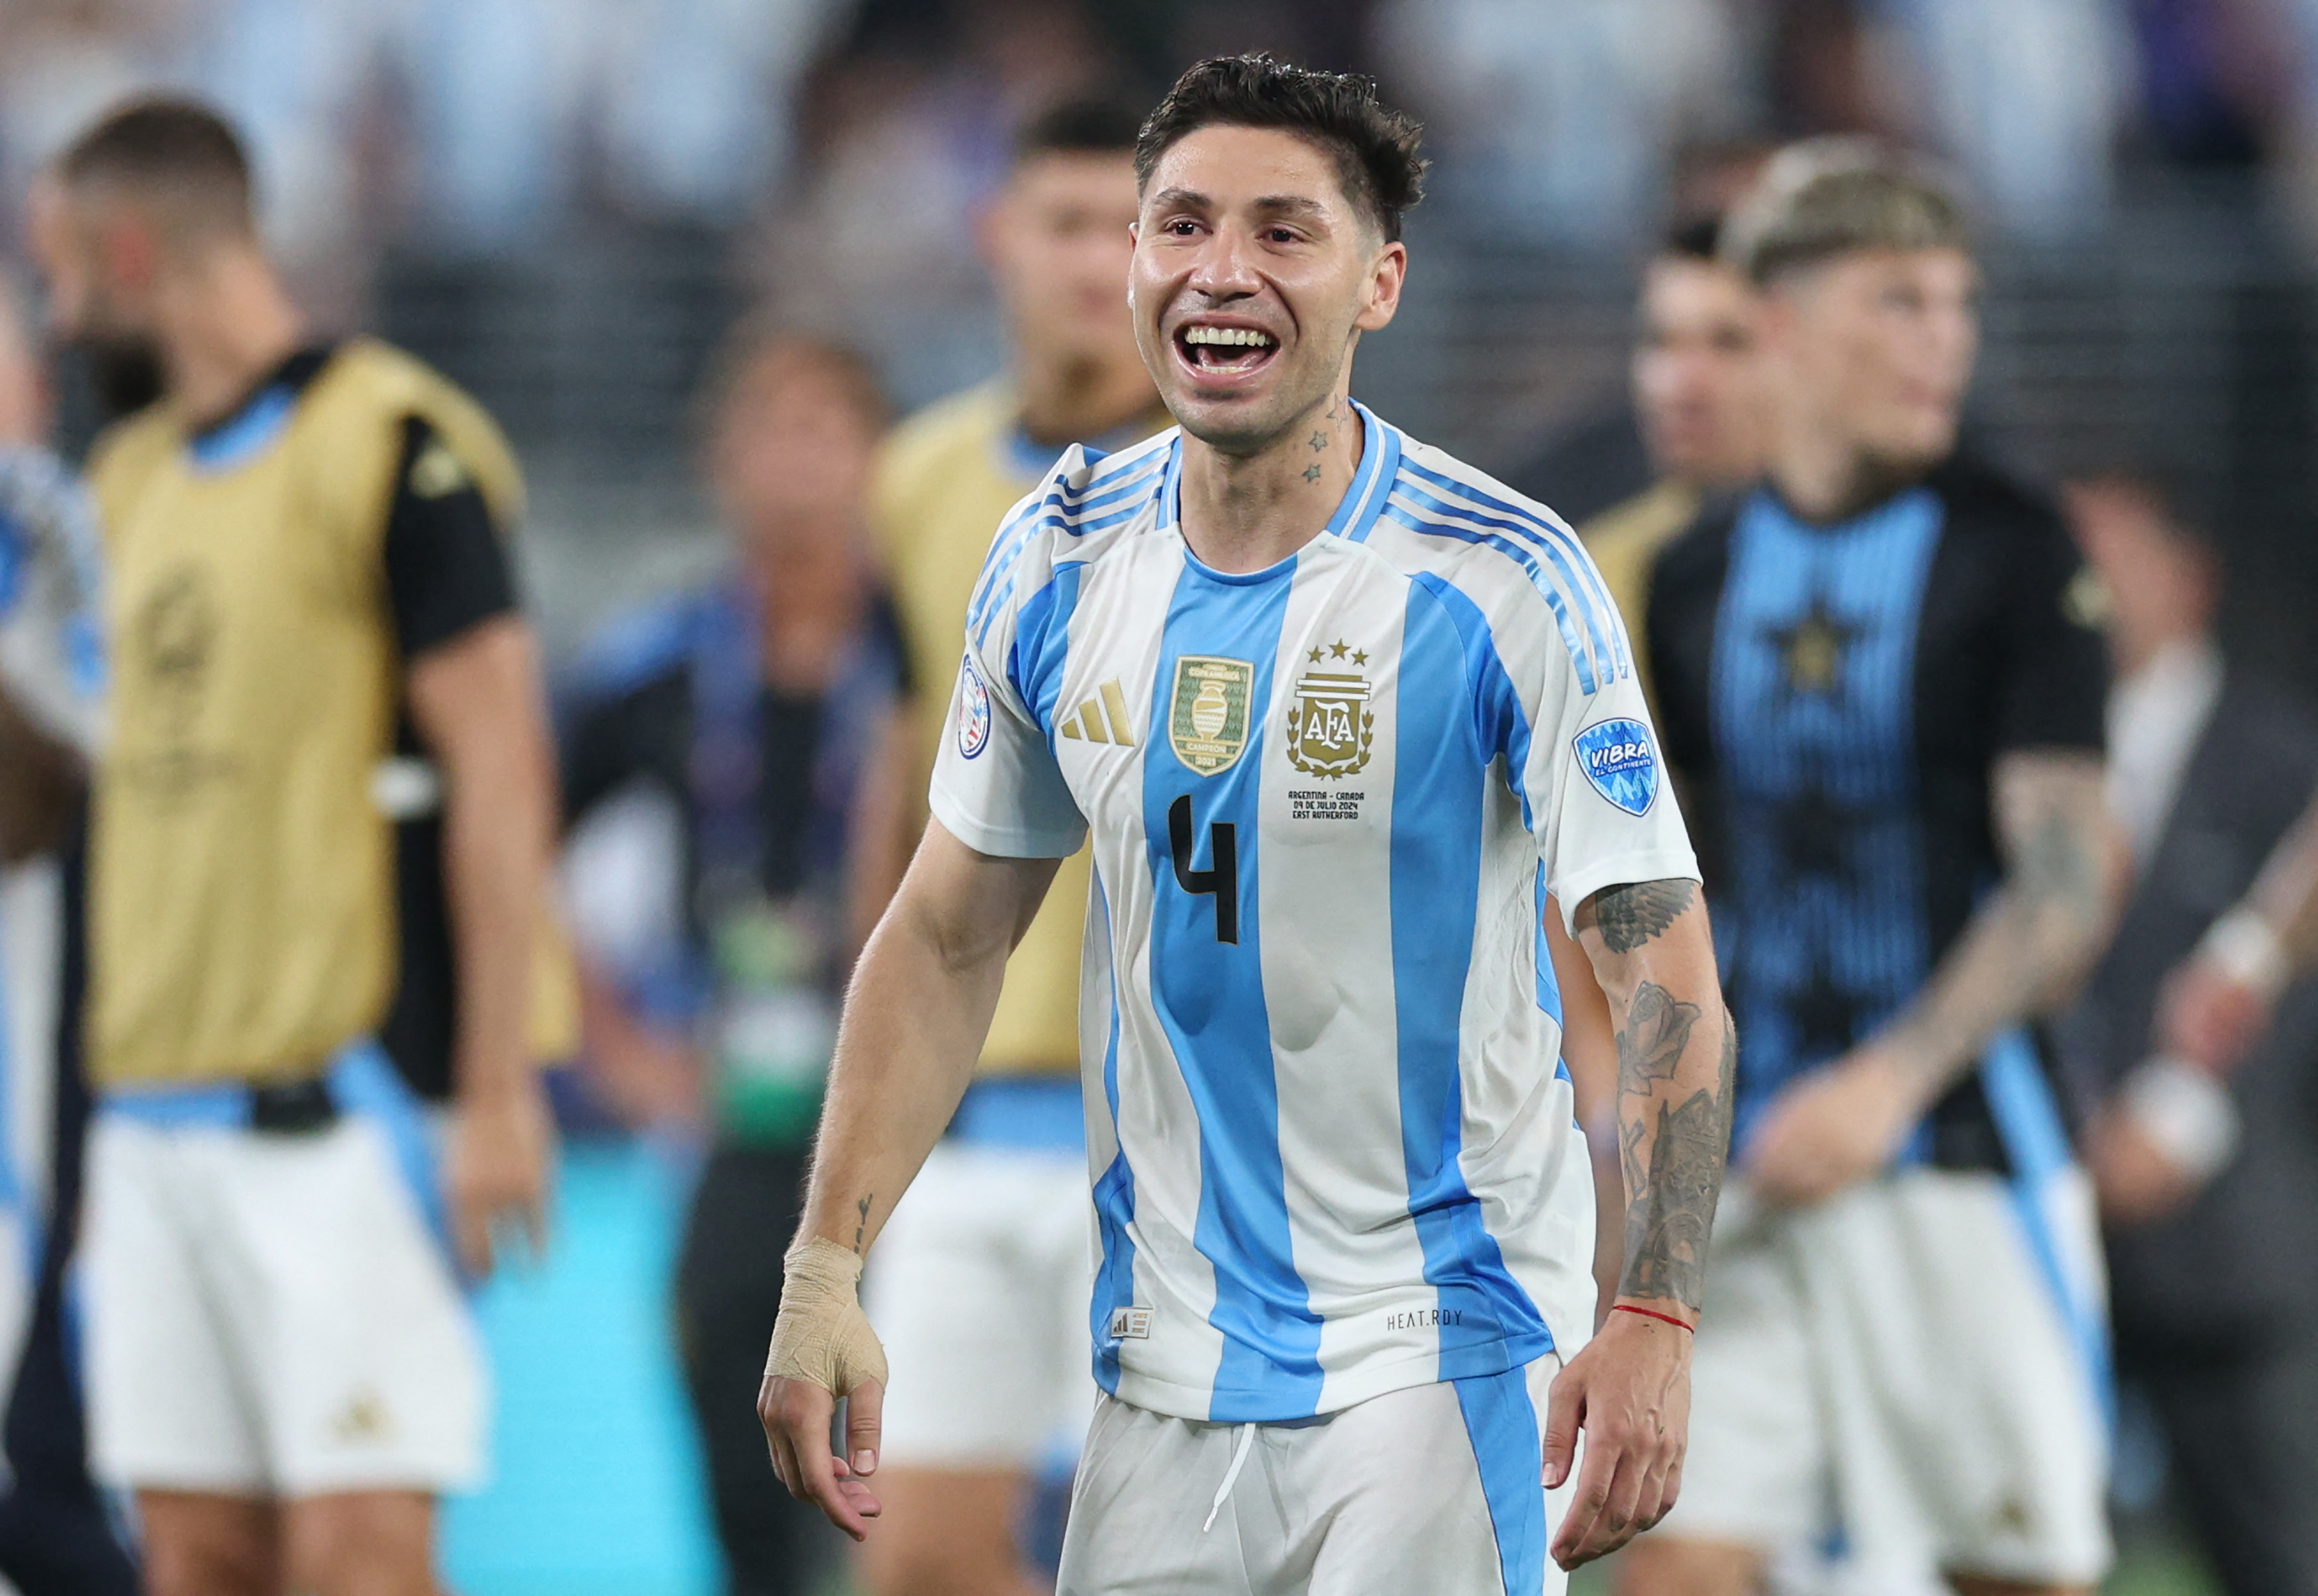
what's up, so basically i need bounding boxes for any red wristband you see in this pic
[1613,1303,1695,1332]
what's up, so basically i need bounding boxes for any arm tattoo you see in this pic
[852,1195,872,1254]
[1614,993,1733,1312]
[1592,879,1696,954]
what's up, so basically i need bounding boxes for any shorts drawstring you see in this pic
[1202,1423,1256,1534]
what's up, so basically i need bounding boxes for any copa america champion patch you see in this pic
[1573,717,1659,816]
[956,654,992,759]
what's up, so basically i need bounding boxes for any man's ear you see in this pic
[1354,239,1407,334]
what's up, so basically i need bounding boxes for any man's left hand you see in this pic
[1744,1044,1921,1205]
[1542,1305,1693,1570]
[446,1074,556,1277]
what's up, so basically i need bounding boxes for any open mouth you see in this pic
[1174,323,1280,379]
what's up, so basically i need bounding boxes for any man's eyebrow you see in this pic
[1148,186,1211,211]
[1251,194,1331,222]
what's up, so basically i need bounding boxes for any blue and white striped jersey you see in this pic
[930,404,1699,1424]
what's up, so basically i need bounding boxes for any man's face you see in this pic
[983,151,1142,374]
[1772,246,1977,475]
[712,358,879,539]
[30,180,166,413]
[1633,256,1764,489]
[1130,125,1403,456]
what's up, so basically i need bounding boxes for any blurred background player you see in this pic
[2058,472,2318,1596]
[1514,213,1768,656]
[1628,141,2118,1595]
[860,91,1164,1596]
[557,330,905,1596]
[0,270,134,1596]
[34,99,556,1596]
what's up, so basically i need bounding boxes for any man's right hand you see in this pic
[2158,954,2274,1075]
[759,1238,890,1539]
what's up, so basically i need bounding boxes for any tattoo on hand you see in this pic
[852,1196,872,1254]
[1593,879,1695,954]
[1614,992,1733,1312]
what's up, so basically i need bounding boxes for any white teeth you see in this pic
[1182,326,1276,348]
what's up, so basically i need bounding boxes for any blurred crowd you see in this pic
[18,1,2318,307]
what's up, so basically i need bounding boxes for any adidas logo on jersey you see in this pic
[1107,1305,1154,1340]
[1059,680,1138,746]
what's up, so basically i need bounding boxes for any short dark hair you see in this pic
[1661,213,1724,264]
[697,321,887,442]
[56,97,254,238]
[1015,91,1149,166]
[1134,55,1427,243]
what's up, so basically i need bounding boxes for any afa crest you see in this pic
[1285,660,1374,779]
[1167,656,1253,776]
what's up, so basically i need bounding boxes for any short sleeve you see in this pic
[1993,513,2107,756]
[1519,604,1702,934]
[927,586,1085,859]
[383,415,519,659]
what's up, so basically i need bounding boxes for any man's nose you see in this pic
[1185,224,1263,301]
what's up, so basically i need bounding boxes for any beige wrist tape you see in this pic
[764,1238,889,1396]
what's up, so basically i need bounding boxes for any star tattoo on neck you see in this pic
[1303,462,1323,482]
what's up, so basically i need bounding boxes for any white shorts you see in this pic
[83,1046,486,1497]
[1059,1356,1572,1596]
[1656,1167,2111,1587]
[864,1135,1095,1470]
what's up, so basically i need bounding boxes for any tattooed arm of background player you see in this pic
[760,820,1060,1535]
[1542,877,1732,1571]
[1748,750,2117,1203]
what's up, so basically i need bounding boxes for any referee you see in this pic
[31,100,556,1595]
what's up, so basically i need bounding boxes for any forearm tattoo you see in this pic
[1615,995,1735,1313]
[1592,879,1697,954]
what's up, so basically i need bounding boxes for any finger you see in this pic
[523,1188,552,1262]
[1540,1364,1584,1489]
[758,1377,800,1494]
[1550,1420,1620,1569]
[778,1387,870,1540]
[1646,1450,1686,1531]
[1588,1440,1648,1561]
[454,1193,494,1280]
[846,1378,884,1477]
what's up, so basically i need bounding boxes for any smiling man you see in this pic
[757,56,1736,1596]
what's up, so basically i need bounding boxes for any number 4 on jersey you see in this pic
[1168,794,1238,944]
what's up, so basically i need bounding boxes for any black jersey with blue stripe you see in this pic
[1647,454,2109,1174]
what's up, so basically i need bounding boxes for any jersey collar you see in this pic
[1159,399,1402,557]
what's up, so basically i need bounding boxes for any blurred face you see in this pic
[982,150,1142,373]
[2064,477,2216,671]
[0,284,44,446]
[1769,246,1977,476]
[1131,125,1403,455]
[1633,255,1764,488]
[711,357,880,545]
[29,179,168,413]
